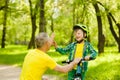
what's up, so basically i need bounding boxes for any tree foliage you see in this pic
[0,0,120,52]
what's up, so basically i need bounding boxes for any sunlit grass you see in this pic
[47,46,120,80]
[0,45,27,66]
[86,49,120,80]
[0,45,27,54]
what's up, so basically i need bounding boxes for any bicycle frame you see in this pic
[62,57,93,80]
[73,58,85,80]
[62,58,85,80]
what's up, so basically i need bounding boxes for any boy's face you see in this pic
[74,29,85,41]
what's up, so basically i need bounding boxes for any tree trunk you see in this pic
[118,24,120,52]
[39,0,46,32]
[50,13,54,32]
[115,23,120,52]
[28,0,38,49]
[93,2,105,53]
[107,13,120,52]
[97,1,120,52]
[1,27,6,48]
[1,0,9,48]
[28,18,37,49]
[109,13,120,52]
[0,6,5,10]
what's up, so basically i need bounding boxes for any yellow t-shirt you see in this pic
[75,43,84,58]
[20,49,57,80]
[74,43,84,68]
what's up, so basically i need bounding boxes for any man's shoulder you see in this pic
[28,49,36,53]
[27,49,46,57]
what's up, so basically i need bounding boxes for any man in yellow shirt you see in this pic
[20,32,81,80]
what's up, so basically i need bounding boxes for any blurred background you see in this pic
[0,0,120,80]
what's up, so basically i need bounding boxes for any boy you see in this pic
[54,24,98,80]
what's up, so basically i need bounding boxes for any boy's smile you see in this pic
[74,29,85,42]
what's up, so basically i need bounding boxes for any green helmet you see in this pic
[73,24,89,38]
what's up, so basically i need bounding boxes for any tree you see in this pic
[0,0,5,11]
[39,0,46,32]
[109,13,120,52]
[50,12,54,32]
[28,0,39,49]
[0,6,5,10]
[92,1,105,53]
[1,0,9,48]
[97,1,120,52]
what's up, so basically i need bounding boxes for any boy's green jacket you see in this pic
[56,40,98,72]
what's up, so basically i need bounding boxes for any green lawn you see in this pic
[0,45,27,66]
[0,45,120,80]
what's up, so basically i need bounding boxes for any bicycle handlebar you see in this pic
[62,60,73,64]
[62,57,93,64]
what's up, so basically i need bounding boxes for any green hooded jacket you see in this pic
[56,40,98,72]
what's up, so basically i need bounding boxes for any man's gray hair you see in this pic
[35,32,49,48]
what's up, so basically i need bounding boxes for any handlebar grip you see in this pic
[62,60,72,64]
[89,57,93,60]
[62,61,67,63]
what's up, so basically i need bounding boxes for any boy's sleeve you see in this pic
[55,43,73,55]
[88,43,98,59]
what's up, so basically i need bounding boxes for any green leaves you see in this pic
[0,0,119,47]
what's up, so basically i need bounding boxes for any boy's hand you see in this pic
[52,41,58,48]
[50,33,57,47]
[50,32,55,40]
[85,56,90,61]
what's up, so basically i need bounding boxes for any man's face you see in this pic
[74,29,85,41]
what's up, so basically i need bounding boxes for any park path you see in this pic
[0,65,59,80]
[0,65,21,80]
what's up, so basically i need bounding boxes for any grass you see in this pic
[86,53,120,80]
[0,45,120,80]
[0,45,27,66]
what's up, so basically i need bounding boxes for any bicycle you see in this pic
[62,57,93,80]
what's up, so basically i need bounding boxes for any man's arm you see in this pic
[53,58,81,73]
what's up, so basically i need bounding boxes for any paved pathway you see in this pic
[0,65,21,80]
[0,65,60,80]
